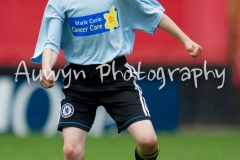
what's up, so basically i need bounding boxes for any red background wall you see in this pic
[0,0,228,68]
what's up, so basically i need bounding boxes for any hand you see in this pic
[40,67,55,89]
[184,39,202,58]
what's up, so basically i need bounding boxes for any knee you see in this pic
[63,143,84,160]
[138,133,158,149]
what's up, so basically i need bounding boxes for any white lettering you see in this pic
[180,67,191,81]
[90,24,103,31]
[72,27,88,32]
[96,64,111,83]
[191,68,203,88]
[156,67,165,90]
[15,61,30,84]
[62,69,72,89]
[148,70,156,81]
[136,62,146,80]
[204,60,215,80]
[168,68,180,82]
[215,69,225,89]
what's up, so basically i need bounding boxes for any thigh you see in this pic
[63,127,88,150]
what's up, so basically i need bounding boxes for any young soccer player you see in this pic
[31,0,202,159]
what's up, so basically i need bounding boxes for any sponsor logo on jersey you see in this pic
[69,7,119,36]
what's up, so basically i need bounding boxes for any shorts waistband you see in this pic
[68,56,127,69]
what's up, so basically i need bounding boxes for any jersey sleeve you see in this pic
[31,0,66,63]
[131,0,165,34]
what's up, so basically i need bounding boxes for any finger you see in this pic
[40,80,48,89]
[190,46,201,58]
[42,74,55,83]
[40,78,55,88]
[187,45,194,53]
[47,78,55,86]
[196,46,202,55]
[48,77,55,84]
[43,76,55,84]
[43,73,54,81]
[47,81,55,88]
[40,80,55,89]
[190,50,198,58]
[42,70,55,82]
[40,79,50,88]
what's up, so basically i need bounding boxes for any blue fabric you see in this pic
[31,0,165,65]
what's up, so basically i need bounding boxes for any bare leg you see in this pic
[128,120,159,159]
[62,127,88,160]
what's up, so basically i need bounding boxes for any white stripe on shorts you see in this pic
[125,63,150,116]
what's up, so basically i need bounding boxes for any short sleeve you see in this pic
[31,0,67,63]
[131,0,165,34]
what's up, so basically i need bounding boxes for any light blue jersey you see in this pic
[31,0,165,65]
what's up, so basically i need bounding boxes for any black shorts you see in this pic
[58,56,150,133]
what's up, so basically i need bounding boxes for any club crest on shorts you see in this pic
[61,103,74,118]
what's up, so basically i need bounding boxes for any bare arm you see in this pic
[42,48,58,68]
[158,14,202,58]
[40,48,58,89]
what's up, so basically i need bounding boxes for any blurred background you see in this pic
[0,0,240,159]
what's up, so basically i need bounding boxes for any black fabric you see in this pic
[58,56,150,133]
[135,147,159,160]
